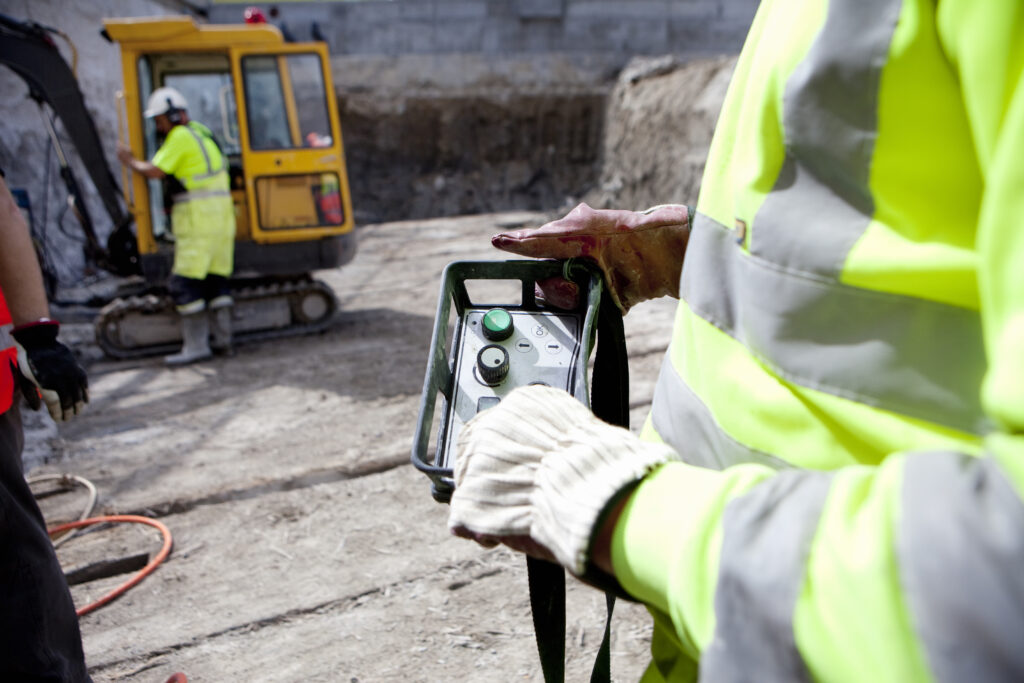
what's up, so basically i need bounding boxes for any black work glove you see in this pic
[10,320,89,422]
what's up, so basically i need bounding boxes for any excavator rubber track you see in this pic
[95,277,339,360]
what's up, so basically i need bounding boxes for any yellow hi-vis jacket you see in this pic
[617,1,1024,681]
[152,121,235,280]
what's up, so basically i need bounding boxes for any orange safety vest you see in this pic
[0,289,15,414]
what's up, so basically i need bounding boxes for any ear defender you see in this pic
[166,97,183,124]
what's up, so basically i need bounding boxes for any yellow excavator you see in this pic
[0,13,356,358]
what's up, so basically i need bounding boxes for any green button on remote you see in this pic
[481,308,514,341]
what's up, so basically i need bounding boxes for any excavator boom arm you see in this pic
[0,12,139,276]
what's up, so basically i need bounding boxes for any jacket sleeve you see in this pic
[151,128,185,177]
[610,5,1024,682]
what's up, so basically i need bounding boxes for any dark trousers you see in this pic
[0,398,91,682]
[169,273,230,307]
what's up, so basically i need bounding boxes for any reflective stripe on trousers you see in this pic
[172,187,230,204]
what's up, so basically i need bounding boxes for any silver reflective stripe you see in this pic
[700,470,834,683]
[673,0,987,435]
[681,214,988,435]
[651,353,790,471]
[899,453,1024,682]
[181,124,224,182]
[191,168,227,182]
[752,0,902,275]
[176,298,206,315]
[172,189,231,204]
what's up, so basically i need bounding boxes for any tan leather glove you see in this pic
[448,384,676,575]
[492,202,690,314]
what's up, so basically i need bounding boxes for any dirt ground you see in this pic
[27,210,679,682]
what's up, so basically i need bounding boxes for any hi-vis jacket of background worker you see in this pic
[150,101,234,288]
[118,86,235,365]
[447,1,1024,682]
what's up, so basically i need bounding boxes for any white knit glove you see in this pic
[448,384,677,575]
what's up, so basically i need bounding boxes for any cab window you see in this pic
[137,54,242,237]
[164,72,241,156]
[241,53,333,151]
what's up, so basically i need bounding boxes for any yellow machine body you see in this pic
[92,16,357,359]
[105,16,355,266]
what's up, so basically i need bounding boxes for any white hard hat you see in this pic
[144,87,188,118]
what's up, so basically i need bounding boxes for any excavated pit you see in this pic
[338,90,607,223]
[335,55,738,224]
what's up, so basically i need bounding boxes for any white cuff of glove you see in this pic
[448,384,677,575]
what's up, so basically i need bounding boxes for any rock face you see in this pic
[587,54,738,211]
[0,0,175,284]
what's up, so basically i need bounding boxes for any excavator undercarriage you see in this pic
[95,276,340,359]
[92,230,356,359]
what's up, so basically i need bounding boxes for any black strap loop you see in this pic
[529,271,628,682]
[529,556,567,683]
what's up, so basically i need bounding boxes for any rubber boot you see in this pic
[165,312,213,366]
[209,305,234,355]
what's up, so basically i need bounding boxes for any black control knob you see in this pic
[477,344,510,384]
[482,308,514,341]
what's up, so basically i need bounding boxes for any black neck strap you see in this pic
[529,291,628,682]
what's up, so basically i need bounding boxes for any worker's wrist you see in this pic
[572,479,645,600]
[11,319,60,347]
[12,317,55,329]
[588,488,634,576]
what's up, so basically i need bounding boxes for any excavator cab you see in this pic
[104,16,355,282]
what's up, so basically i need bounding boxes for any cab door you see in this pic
[230,43,354,244]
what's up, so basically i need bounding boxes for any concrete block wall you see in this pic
[208,0,759,60]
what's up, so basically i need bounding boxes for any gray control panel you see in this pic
[412,259,602,503]
[440,307,582,469]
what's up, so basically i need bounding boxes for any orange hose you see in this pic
[48,514,173,617]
